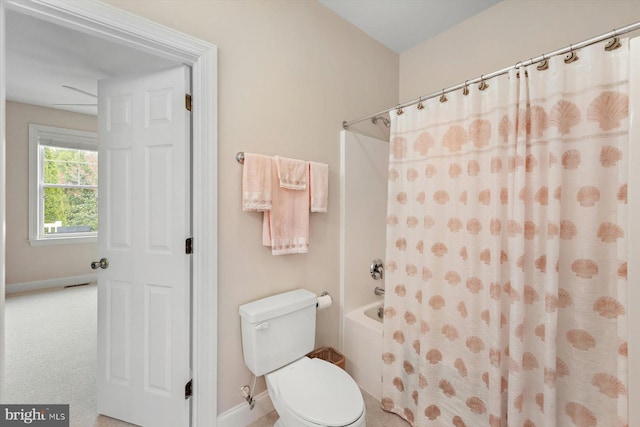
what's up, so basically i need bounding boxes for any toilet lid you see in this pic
[277,358,364,426]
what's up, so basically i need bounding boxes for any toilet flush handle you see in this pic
[254,322,269,330]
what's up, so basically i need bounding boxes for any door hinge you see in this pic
[185,379,193,399]
[186,238,193,254]
[185,94,192,112]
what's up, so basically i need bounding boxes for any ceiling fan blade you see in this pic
[61,85,98,98]
[53,103,98,106]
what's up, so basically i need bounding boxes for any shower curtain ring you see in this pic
[416,97,424,109]
[396,105,404,115]
[462,80,469,96]
[537,53,549,71]
[439,89,447,103]
[564,44,579,63]
[478,75,489,91]
[605,28,622,51]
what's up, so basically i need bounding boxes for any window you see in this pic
[29,124,98,245]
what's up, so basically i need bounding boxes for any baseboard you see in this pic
[217,389,275,427]
[5,274,98,295]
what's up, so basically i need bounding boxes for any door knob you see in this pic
[91,258,109,270]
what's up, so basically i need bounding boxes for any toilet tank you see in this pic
[239,289,317,376]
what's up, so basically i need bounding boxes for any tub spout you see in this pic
[374,286,385,296]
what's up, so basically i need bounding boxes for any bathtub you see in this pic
[343,301,383,401]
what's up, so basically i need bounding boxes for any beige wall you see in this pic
[6,101,98,286]
[101,0,399,414]
[62,0,639,417]
[400,0,640,101]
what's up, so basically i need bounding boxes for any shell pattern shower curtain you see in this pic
[382,40,629,427]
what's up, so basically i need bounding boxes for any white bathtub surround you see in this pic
[339,130,388,411]
[339,130,388,351]
[343,303,383,401]
[337,130,390,424]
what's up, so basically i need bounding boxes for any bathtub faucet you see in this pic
[370,258,384,280]
[374,286,385,296]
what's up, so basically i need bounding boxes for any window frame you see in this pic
[28,124,98,246]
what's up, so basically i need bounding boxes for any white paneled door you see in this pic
[96,65,192,427]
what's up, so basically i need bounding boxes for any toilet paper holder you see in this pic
[317,291,332,308]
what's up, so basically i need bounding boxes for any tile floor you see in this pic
[248,388,409,427]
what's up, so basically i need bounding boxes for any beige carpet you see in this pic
[3,284,137,427]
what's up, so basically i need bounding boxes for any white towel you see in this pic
[309,161,328,213]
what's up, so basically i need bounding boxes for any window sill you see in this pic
[29,235,98,246]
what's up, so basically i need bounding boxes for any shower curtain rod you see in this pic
[342,21,640,130]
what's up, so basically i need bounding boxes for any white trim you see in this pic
[628,35,639,427]
[0,1,218,425]
[28,236,98,246]
[338,130,347,352]
[5,274,98,295]
[216,390,275,427]
[0,1,6,402]
[190,45,219,427]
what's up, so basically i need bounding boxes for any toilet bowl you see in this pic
[239,289,366,427]
[266,357,365,427]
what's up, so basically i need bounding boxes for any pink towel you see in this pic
[275,156,307,190]
[242,153,272,211]
[309,161,328,213]
[262,157,310,255]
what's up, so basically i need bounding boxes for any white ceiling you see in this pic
[5,10,178,116]
[6,1,503,116]
[319,0,503,53]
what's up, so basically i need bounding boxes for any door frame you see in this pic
[0,1,218,426]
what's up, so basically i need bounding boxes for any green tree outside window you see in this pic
[43,146,98,234]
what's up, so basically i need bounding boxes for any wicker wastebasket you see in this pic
[307,346,346,370]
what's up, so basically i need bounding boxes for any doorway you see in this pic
[0,1,218,426]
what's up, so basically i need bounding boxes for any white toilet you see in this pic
[239,289,366,427]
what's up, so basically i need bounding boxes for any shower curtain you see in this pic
[382,40,629,427]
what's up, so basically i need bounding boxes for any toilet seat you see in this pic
[268,357,364,427]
